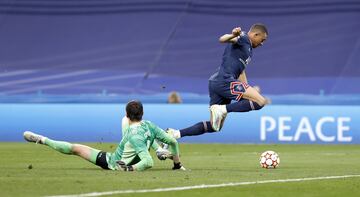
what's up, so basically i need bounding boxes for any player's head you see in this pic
[248,23,268,48]
[126,100,143,122]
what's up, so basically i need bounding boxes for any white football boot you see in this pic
[210,104,227,131]
[23,131,45,144]
[166,128,181,139]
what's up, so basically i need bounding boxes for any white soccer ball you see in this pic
[259,150,280,169]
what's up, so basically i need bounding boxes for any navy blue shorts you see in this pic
[95,151,110,170]
[209,80,249,106]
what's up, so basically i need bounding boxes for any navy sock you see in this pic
[226,100,263,113]
[180,121,215,137]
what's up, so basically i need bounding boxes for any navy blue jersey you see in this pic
[209,32,253,82]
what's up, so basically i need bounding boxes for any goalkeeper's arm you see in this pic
[154,128,185,170]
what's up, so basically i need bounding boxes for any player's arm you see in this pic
[149,124,179,156]
[219,27,241,44]
[133,150,153,171]
[121,116,129,137]
[117,136,154,171]
[238,70,248,84]
[156,131,184,169]
[150,123,185,170]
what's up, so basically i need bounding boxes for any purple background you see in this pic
[0,0,359,101]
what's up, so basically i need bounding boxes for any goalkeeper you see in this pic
[23,100,185,171]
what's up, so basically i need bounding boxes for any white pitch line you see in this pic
[46,174,360,197]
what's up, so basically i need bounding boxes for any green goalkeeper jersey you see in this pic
[107,120,179,171]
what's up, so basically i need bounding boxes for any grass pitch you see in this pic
[0,143,359,197]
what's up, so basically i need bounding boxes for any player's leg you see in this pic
[208,81,233,131]
[225,83,269,112]
[169,82,224,138]
[168,121,215,139]
[241,85,269,106]
[71,144,100,164]
[226,99,264,112]
[23,131,106,168]
[209,81,269,130]
[181,121,215,137]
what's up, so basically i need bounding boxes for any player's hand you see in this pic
[232,27,241,36]
[156,149,173,161]
[116,161,134,171]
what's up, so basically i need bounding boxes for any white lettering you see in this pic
[294,117,316,141]
[260,116,276,141]
[316,117,335,142]
[259,116,352,143]
[338,117,352,142]
[278,117,292,141]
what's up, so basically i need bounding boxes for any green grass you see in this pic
[1,143,360,197]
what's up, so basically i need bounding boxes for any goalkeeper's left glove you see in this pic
[116,161,134,171]
[156,148,173,161]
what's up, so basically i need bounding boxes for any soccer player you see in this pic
[168,24,269,138]
[23,100,185,171]
[121,115,171,160]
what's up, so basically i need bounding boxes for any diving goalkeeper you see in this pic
[23,100,185,171]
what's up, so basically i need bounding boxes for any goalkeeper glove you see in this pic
[172,162,186,171]
[156,148,173,161]
[116,161,134,171]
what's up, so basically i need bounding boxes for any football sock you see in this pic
[226,100,263,112]
[180,121,215,137]
[44,138,73,154]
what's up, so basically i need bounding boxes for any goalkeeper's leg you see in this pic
[23,131,101,166]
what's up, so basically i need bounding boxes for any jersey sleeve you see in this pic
[235,32,248,46]
[121,116,130,137]
[135,151,153,171]
[128,135,154,171]
[150,140,160,151]
[142,121,164,151]
[147,121,180,156]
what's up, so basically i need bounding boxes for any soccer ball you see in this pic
[259,150,280,169]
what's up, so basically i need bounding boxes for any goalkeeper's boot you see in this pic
[161,128,181,153]
[166,128,181,139]
[210,104,227,131]
[23,131,45,144]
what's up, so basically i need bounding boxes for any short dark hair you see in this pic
[249,23,268,35]
[126,100,143,121]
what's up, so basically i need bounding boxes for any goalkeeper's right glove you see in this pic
[116,161,134,171]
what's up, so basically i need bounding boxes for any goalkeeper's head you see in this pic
[126,100,143,122]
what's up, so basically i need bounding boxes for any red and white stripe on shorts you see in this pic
[230,81,250,101]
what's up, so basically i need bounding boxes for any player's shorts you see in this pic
[95,151,110,170]
[209,80,250,106]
